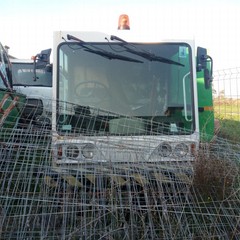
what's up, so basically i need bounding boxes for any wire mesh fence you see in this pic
[213,67,240,121]
[0,94,239,239]
[0,67,239,239]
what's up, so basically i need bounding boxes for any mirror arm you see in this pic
[206,55,213,78]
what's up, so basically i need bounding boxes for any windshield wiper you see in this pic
[13,83,51,87]
[110,35,184,67]
[84,49,143,63]
[66,34,143,63]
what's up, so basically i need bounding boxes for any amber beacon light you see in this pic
[118,14,130,30]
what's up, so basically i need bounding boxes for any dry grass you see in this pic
[192,147,239,202]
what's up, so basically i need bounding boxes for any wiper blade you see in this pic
[84,49,143,63]
[127,48,184,66]
[66,34,143,63]
[110,35,184,67]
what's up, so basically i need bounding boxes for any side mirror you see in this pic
[197,47,207,71]
[33,49,52,81]
[197,47,213,89]
[45,63,52,73]
[35,49,52,69]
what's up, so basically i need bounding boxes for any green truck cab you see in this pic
[0,42,26,131]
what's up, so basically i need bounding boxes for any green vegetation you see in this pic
[214,97,240,142]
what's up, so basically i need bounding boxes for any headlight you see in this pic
[81,143,96,159]
[65,145,80,159]
[174,143,189,157]
[157,142,172,157]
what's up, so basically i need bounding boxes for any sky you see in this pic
[1,0,240,71]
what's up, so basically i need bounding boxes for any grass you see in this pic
[213,97,240,142]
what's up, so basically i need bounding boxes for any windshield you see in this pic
[12,63,52,87]
[57,41,194,136]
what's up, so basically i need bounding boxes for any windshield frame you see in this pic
[56,40,196,136]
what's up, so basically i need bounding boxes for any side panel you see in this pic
[0,90,26,141]
[197,71,214,142]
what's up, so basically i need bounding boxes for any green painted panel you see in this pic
[0,89,26,129]
[197,71,214,142]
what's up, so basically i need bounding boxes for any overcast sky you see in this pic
[1,0,240,71]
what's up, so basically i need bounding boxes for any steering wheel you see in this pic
[74,81,111,104]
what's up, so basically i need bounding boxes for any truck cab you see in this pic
[51,31,213,177]
[11,49,52,127]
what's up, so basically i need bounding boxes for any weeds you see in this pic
[192,148,239,201]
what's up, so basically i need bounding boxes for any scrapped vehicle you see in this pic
[0,42,26,132]
[11,49,52,127]
[49,30,213,186]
